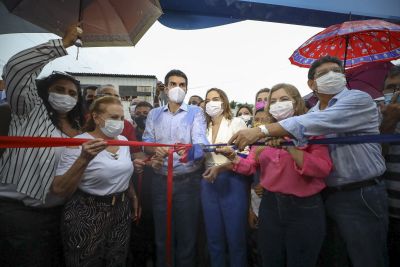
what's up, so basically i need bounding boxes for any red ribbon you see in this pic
[0,136,191,266]
[0,136,189,149]
[166,147,174,267]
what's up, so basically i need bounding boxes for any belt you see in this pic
[159,170,201,181]
[77,189,128,206]
[325,176,382,193]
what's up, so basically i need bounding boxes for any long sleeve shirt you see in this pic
[0,39,68,203]
[279,88,386,187]
[142,102,208,175]
[233,139,332,197]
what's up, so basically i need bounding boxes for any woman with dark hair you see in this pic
[236,104,253,127]
[218,83,332,267]
[0,24,88,266]
[255,88,270,111]
[54,96,135,266]
[202,88,249,267]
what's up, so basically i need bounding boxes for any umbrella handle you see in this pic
[75,38,82,47]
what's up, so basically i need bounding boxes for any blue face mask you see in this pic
[384,93,393,105]
[0,90,6,101]
[384,93,400,105]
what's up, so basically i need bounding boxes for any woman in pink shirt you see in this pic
[218,83,332,267]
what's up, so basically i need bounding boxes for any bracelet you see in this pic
[258,125,269,137]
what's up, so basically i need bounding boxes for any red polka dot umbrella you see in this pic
[289,19,400,68]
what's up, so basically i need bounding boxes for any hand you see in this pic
[79,138,107,162]
[155,147,169,158]
[133,159,146,174]
[253,184,264,197]
[151,155,164,170]
[174,144,187,156]
[382,93,400,121]
[228,127,265,151]
[248,209,259,229]
[131,194,142,222]
[266,137,285,148]
[215,146,236,161]
[202,166,220,183]
[62,23,82,48]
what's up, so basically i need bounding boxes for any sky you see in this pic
[0,20,324,104]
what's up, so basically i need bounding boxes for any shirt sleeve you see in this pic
[122,120,141,154]
[191,108,209,145]
[279,91,378,145]
[55,147,81,176]
[3,39,68,115]
[232,147,259,176]
[232,117,247,134]
[293,141,333,179]
[142,108,156,143]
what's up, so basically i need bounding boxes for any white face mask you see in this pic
[48,92,77,113]
[269,101,294,121]
[168,86,186,104]
[100,119,124,138]
[205,101,223,117]
[240,114,252,123]
[316,71,347,95]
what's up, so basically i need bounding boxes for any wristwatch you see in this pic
[258,125,269,137]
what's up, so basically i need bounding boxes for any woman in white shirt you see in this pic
[53,96,135,266]
[202,88,249,267]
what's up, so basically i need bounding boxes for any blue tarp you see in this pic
[159,0,400,29]
[1,0,399,34]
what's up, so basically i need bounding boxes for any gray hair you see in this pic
[97,84,117,94]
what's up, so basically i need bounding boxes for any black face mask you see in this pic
[134,115,147,129]
[86,99,94,108]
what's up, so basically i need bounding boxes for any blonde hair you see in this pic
[83,96,122,132]
[265,83,307,123]
[255,83,307,160]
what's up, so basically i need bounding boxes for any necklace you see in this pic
[109,152,119,160]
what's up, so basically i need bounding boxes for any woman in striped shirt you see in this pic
[0,25,87,267]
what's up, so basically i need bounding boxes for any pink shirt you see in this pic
[233,139,332,197]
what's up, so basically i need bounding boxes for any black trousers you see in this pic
[0,198,64,267]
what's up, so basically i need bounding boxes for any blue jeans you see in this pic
[258,190,326,267]
[152,171,201,267]
[201,171,249,267]
[323,181,389,267]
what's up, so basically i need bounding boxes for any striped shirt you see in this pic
[385,123,400,219]
[0,39,68,202]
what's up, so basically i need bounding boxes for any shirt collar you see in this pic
[163,102,188,112]
[312,87,349,111]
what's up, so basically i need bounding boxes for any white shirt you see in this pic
[205,117,247,167]
[56,133,133,196]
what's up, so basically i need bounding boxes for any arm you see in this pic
[292,143,333,178]
[228,123,289,151]
[285,147,304,168]
[380,103,400,134]
[191,108,209,146]
[232,152,259,176]
[3,24,80,115]
[279,91,378,145]
[52,139,107,197]
[142,109,156,155]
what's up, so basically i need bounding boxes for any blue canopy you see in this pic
[159,0,400,29]
[1,0,399,34]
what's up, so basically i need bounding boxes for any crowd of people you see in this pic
[0,24,400,267]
